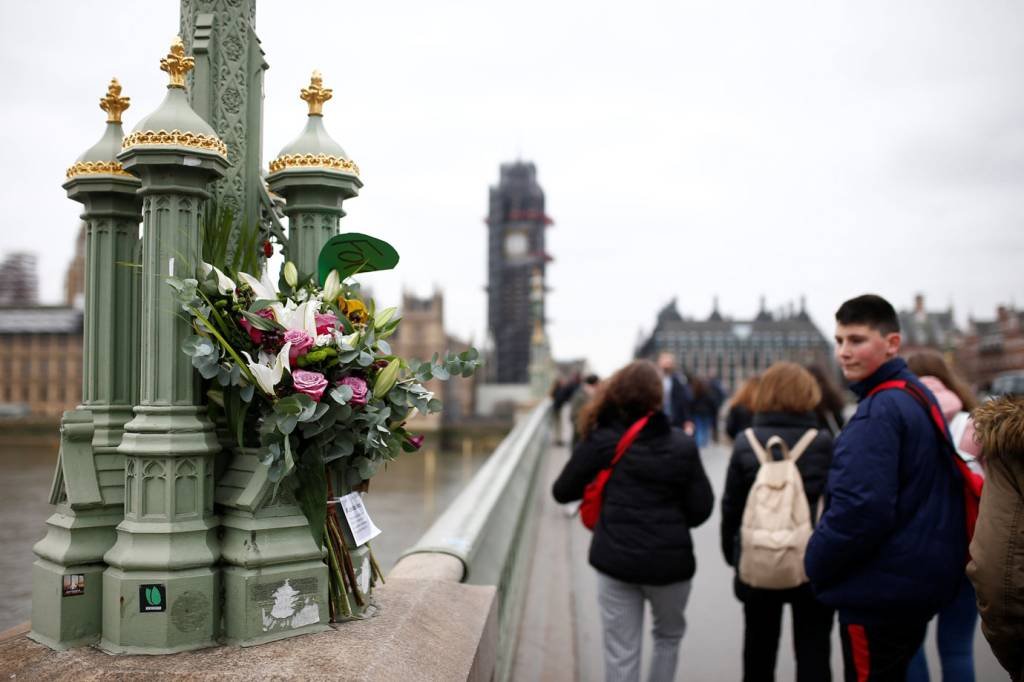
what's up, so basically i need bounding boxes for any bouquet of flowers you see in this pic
[167,251,480,619]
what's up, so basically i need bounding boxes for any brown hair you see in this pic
[729,375,761,410]
[806,364,845,415]
[752,362,822,414]
[906,350,978,412]
[578,360,663,439]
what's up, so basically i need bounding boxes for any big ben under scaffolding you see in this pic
[485,161,552,384]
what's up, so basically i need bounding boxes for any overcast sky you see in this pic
[2,1,1023,377]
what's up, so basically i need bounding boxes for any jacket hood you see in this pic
[972,396,1024,458]
[919,376,963,421]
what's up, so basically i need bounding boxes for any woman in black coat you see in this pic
[553,359,714,682]
[719,362,835,682]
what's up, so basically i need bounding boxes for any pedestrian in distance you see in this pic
[689,374,718,448]
[552,359,714,682]
[966,395,1024,682]
[725,375,761,442]
[904,350,983,682]
[805,363,847,437]
[656,351,695,435]
[720,361,835,682]
[551,373,581,446]
[805,294,968,682]
[569,373,601,450]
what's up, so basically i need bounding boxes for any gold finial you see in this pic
[99,78,130,123]
[160,36,194,88]
[300,70,333,116]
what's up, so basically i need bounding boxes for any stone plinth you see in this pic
[0,579,497,681]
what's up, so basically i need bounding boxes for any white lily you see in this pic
[322,269,342,303]
[199,261,237,298]
[237,267,285,321]
[241,342,292,396]
[281,299,318,336]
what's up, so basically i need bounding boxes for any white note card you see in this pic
[337,492,381,547]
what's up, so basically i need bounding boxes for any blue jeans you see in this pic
[905,576,978,682]
[694,415,712,447]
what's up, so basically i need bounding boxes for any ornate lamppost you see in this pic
[29,80,142,650]
[267,70,362,275]
[100,38,229,654]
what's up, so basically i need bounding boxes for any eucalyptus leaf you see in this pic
[279,414,299,435]
[357,351,374,367]
[329,384,353,405]
[240,383,255,402]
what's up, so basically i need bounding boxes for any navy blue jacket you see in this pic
[804,358,966,625]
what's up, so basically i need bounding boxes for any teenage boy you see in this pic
[805,294,965,681]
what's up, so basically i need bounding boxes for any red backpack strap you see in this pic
[867,378,983,545]
[870,380,953,443]
[609,414,651,466]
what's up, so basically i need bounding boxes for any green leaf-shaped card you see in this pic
[318,233,400,285]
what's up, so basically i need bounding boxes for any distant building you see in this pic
[0,252,39,306]
[0,307,83,418]
[389,290,475,430]
[898,294,960,357]
[955,305,1024,389]
[64,223,86,308]
[485,161,553,384]
[635,297,833,394]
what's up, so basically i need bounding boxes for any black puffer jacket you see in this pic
[720,412,833,599]
[552,410,714,585]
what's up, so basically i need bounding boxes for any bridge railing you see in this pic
[390,398,553,682]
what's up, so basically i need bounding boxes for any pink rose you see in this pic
[315,312,339,335]
[284,329,314,361]
[407,434,425,450]
[339,376,369,406]
[292,369,328,402]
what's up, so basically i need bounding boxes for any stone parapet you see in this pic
[1,578,498,681]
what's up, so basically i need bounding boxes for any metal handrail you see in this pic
[396,399,552,583]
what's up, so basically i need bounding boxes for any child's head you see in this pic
[834,294,902,382]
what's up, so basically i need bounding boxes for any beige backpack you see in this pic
[738,428,819,589]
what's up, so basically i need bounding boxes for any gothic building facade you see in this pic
[636,298,833,394]
[485,161,552,384]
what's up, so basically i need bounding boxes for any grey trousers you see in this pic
[597,571,693,682]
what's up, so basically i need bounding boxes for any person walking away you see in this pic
[967,395,1024,682]
[720,362,835,682]
[689,375,717,448]
[551,373,581,446]
[806,364,847,437]
[904,350,982,682]
[726,375,761,442]
[657,352,694,435]
[552,360,714,682]
[570,374,600,450]
[805,295,967,681]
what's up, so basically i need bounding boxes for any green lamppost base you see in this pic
[217,449,329,645]
[222,560,329,646]
[28,557,109,650]
[98,566,220,655]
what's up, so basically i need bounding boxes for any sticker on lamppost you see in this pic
[62,574,85,597]
[334,492,382,547]
[139,584,167,612]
